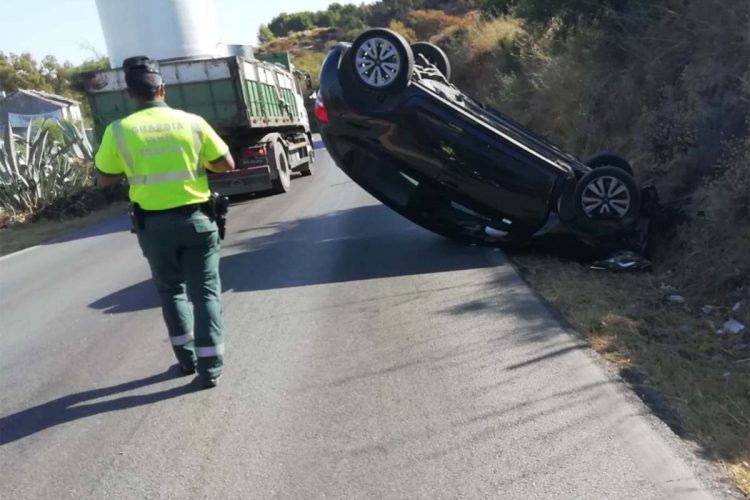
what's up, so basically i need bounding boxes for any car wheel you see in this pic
[270,141,291,194]
[411,42,451,81]
[574,166,640,231]
[584,152,634,176]
[350,28,414,92]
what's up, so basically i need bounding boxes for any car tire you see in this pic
[270,141,291,194]
[584,152,634,176]
[574,166,640,232]
[411,42,451,81]
[349,28,414,92]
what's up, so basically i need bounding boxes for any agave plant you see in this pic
[0,119,94,219]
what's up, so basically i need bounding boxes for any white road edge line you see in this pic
[0,244,42,262]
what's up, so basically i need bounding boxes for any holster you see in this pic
[202,192,229,240]
[129,203,145,234]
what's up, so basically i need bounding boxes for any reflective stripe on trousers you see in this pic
[170,332,194,346]
[197,344,224,357]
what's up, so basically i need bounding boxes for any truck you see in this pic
[83,51,315,196]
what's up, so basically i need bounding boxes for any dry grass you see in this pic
[512,253,750,495]
[408,9,466,40]
[450,10,750,491]
[388,20,417,42]
[728,461,750,497]
[292,52,327,87]
[0,202,128,256]
[465,16,525,58]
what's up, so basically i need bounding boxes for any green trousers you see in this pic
[136,209,224,378]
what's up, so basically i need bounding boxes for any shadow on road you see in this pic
[88,204,500,313]
[220,204,498,293]
[0,366,194,445]
[46,214,131,245]
[89,279,160,314]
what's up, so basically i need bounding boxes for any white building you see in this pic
[0,89,83,134]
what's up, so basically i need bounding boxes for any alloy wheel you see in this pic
[355,37,402,88]
[581,175,631,218]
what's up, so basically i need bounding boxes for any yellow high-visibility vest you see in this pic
[95,102,228,210]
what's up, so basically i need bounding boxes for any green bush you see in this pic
[268,12,316,37]
[292,52,326,88]
[0,120,95,219]
[258,24,275,44]
[267,4,366,38]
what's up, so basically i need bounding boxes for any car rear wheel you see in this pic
[350,28,414,92]
[574,166,640,232]
[584,152,634,176]
[411,42,451,81]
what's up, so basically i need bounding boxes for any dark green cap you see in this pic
[123,56,163,90]
[123,56,160,75]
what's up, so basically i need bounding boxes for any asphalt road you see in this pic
[0,146,727,499]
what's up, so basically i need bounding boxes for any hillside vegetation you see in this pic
[0,53,110,124]
[267,0,750,493]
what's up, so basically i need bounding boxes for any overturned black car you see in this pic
[317,28,655,249]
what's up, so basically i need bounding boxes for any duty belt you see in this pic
[140,203,205,216]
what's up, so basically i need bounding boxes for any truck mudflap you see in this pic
[208,166,272,196]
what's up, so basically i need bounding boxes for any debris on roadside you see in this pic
[590,251,652,272]
[666,295,686,305]
[720,319,746,335]
[660,283,678,294]
[656,283,688,305]
[701,305,718,315]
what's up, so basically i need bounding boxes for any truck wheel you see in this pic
[412,42,451,81]
[574,166,640,234]
[270,142,291,194]
[350,28,414,92]
[299,162,314,177]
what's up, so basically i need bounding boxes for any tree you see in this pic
[0,53,52,93]
[268,11,317,36]
[0,52,110,122]
[267,4,367,37]
[258,24,275,44]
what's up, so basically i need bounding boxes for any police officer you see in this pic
[95,56,235,389]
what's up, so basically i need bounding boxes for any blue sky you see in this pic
[0,0,361,65]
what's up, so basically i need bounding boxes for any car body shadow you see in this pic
[219,203,500,293]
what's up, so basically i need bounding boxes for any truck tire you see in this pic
[270,141,291,194]
[298,138,315,176]
[299,162,314,177]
